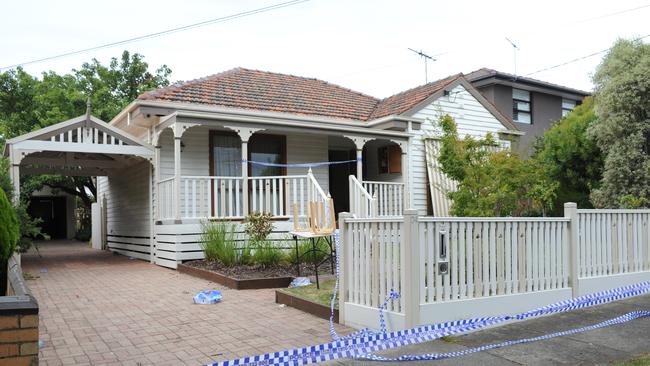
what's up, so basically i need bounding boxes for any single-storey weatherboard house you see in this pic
[4,68,521,268]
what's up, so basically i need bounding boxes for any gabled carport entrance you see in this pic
[3,110,154,258]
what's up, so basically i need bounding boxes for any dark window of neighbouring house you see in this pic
[562,98,576,117]
[512,88,532,124]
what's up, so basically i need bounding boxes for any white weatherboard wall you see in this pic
[286,133,329,194]
[410,85,510,212]
[97,160,152,260]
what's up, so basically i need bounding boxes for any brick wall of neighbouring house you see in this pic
[0,314,38,365]
[0,254,39,366]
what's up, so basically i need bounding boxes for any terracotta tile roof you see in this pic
[138,68,467,122]
[369,74,462,119]
[138,68,378,121]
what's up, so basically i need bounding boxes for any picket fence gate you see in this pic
[338,203,650,330]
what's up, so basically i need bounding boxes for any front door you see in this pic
[328,149,357,217]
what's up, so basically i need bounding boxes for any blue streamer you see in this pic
[242,159,360,168]
[208,232,650,366]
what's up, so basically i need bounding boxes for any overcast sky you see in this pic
[1,0,649,98]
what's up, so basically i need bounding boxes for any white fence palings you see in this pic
[416,218,569,304]
[577,210,650,278]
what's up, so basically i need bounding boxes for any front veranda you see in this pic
[152,116,411,268]
[156,125,409,222]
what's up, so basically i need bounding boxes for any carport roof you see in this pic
[4,113,153,177]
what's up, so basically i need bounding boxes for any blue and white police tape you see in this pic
[360,310,650,361]
[208,232,650,366]
[242,159,360,168]
[209,283,650,366]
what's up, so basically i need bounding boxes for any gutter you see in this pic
[172,110,413,139]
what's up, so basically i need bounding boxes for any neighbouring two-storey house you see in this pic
[466,68,591,154]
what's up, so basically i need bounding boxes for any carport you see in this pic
[3,109,154,256]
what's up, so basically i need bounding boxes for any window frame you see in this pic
[562,98,576,117]
[512,88,532,124]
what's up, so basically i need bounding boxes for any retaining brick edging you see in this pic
[0,254,39,366]
[178,263,294,290]
[275,290,339,323]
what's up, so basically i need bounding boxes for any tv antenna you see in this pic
[505,37,520,77]
[408,48,436,83]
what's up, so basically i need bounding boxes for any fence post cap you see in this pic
[338,212,353,220]
[564,202,577,209]
[404,209,424,216]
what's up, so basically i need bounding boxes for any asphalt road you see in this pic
[329,293,650,366]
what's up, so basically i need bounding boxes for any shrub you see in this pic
[251,241,285,268]
[0,188,19,261]
[243,212,274,242]
[199,221,238,266]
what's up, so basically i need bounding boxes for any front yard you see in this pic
[24,240,349,366]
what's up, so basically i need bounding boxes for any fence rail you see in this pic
[339,204,650,331]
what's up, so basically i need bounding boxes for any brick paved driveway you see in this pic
[23,240,350,366]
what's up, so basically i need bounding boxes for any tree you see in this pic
[588,39,650,208]
[533,97,603,214]
[0,50,172,237]
[437,115,557,217]
[0,187,19,295]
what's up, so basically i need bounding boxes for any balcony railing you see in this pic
[363,180,405,217]
[157,169,328,221]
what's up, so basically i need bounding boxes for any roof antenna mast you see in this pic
[408,48,436,84]
[505,37,520,78]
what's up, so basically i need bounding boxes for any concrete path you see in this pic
[23,240,351,366]
[331,292,650,366]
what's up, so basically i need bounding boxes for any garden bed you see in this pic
[275,279,338,322]
[180,259,334,290]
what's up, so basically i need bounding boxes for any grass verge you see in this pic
[279,279,338,308]
[614,353,650,366]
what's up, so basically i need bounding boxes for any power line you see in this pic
[0,0,309,71]
[525,34,650,76]
[573,3,650,24]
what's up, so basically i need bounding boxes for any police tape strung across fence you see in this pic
[242,159,361,168]
[208,233,650,366]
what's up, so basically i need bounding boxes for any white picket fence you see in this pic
[339,204,650,330]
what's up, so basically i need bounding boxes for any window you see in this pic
[210,132,286,177]
[378,145,402,174]
[211,131,241,177]
[562,98,576,117]
[512,88,532,124]
[248,134,286,177]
